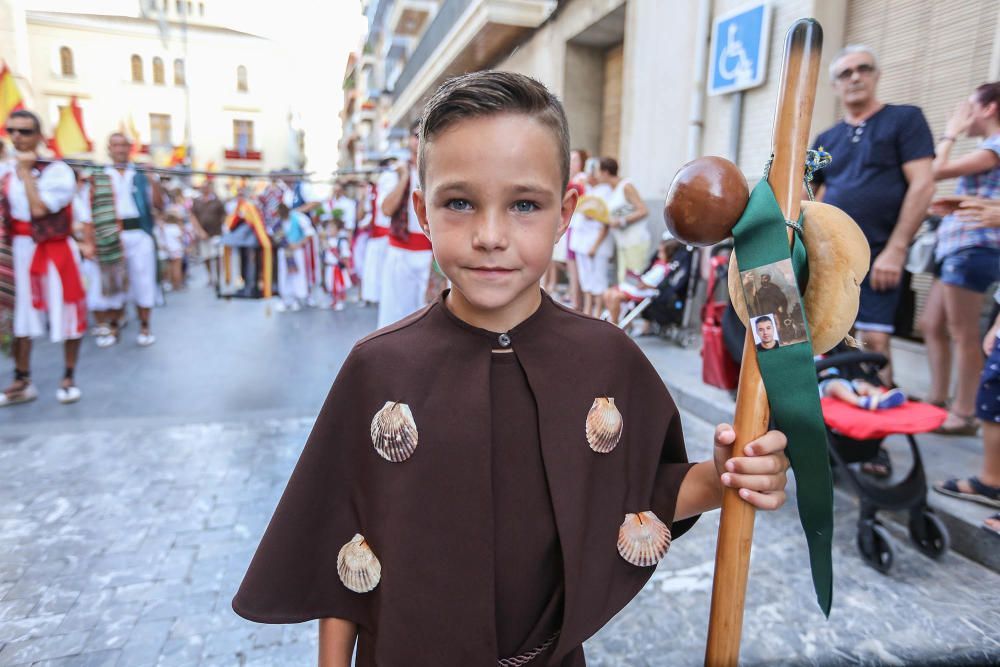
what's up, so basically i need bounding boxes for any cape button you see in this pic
[498,333,511,348]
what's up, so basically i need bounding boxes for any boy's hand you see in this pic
[713,424,789,511]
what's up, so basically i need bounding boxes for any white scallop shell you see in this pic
[370,401,418,462]
[586,397,623,453]
[617,511,671,567]
[337,533,381,593]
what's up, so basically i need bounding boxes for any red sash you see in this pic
[388,231,432,251]
[17,218,87,332]
[370,225,390,239]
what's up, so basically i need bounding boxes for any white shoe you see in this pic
[274,301,288,313]
[0,382,38,407]
[92,325,110,337]
[56,385,82,404]
[96,334,117,348]
[137,332,156,347]
[334,302,345,311]
[290,301,302,312]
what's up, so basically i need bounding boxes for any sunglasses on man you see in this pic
[5,127,37,136]
[835,63,876,81]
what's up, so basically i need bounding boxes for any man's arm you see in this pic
[870,157,935,291]
[16,154,50,219]
[319,618,357,667]
[380,164,409,217]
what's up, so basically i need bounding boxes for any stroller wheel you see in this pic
[857,520,894,573]
[908,509,950,559]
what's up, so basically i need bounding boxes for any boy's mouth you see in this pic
[468,266,516,277]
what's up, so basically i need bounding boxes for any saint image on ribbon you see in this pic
[741,258,808,346]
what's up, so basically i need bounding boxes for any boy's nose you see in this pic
[472,211,508,250]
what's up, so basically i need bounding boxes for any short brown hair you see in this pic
[417,71,570,190]
[975,82,1000,120]
[598,157,619,177]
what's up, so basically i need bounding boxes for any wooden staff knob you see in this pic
[663,156,749,246]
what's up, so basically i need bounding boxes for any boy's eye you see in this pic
[513,200,539,213]
[445,199,472,211]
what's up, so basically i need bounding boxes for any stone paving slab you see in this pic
[2,412,999,665]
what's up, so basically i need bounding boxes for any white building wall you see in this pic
[21,11,293,172]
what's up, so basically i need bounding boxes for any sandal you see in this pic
[984,513,1000,537]
[933,477,1000,508]
[0,379,39,407]
[861,446,893,479]
[933,412,980,436]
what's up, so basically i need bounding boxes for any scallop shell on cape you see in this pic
[370,401,418,462]
[586,397,623,453]
[617,511,671,567]
[337,533,382,593]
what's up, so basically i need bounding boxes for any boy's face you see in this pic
[414,113,575,324]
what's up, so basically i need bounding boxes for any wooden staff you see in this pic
[703,18,823,667]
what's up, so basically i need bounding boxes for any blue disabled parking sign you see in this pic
[709,2,772,95]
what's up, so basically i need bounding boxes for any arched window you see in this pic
[236,65,248,92]
[131,54,143,82]
[175,0,183,13]
[173,58,185,86]
[198,2,205,16]
[152,57,165,84]
[59,46,74,76]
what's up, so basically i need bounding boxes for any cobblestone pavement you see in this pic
[2,285,999,665]
[2,412,999,666]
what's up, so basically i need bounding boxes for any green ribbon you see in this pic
[732,179,834,617]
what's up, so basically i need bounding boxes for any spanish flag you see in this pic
[50,96,93,157]
[0,61,25,137]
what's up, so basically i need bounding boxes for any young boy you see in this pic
[233,72,790,666]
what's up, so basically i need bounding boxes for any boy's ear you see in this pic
[558,186,578,238]
[413,189,430,237]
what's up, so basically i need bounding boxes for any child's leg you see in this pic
[821,379,863,407]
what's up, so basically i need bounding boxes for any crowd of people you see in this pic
[809,45,1000,536]
[2,44,1000,539]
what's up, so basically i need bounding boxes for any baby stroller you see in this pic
[618,245,694,343]
[816,347,950,572]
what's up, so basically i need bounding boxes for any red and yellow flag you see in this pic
[0,61,25,137]
[50,96,93,157]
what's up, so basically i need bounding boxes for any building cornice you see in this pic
[25,11,267,42]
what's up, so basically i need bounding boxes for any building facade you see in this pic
[363,0,999,202]
[0,0,303,172]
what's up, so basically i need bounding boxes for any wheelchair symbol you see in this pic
[718,23,754,86]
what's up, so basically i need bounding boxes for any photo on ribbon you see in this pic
[740,258,808,347]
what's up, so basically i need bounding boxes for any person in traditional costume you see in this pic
[323,215,353,311]
[274,202,309,312]
[361,160,396,306]
[377,121,433,329]
[0,110,85,406]
[75,168,127,347]
[104,132,162,346]
[233,72,791,666]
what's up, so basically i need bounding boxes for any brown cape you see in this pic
[232,292,698,665]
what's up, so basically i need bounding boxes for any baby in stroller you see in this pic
[818,361,906,411]
[817,346,949,572]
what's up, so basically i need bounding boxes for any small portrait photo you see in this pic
[739,258,808,347]
[751,314,781,351]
